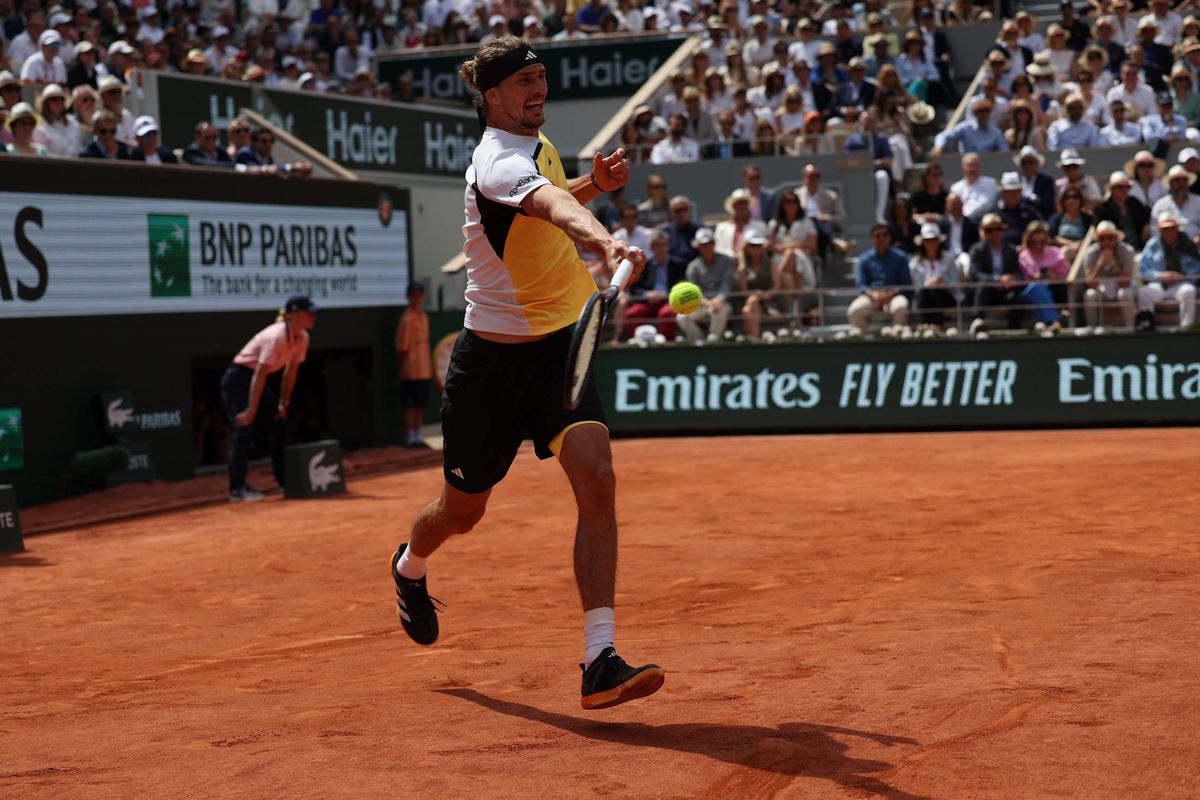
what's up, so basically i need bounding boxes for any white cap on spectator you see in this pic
[48,11,72,27]
[109,40,135,55]
[643,6,660,18]
[1107,170,1131,188]
[212,24,231,38]
[488,14,506,27]
[1000,171,1022,190]
[39,30,64,47]
[1164,164,1197,187]
[282,55,299,69]
[0,71,18,90]
[1095,221,1124,240]
[39,83,66,103]
[748,14,766,26]
[98,75,124,94]
[5,102,36,130]
[692,227,715,246]
[1013,144,1044,168]
[1158,212,1181,228]
[1179,147,1200,164]
[298,72,317,86]
[75,41,95,56]
[523,14,540,28]
[744,230,767,245]
[918,222,944,241]
[139,6,158,18]
[724,188,752,214]
[134,115,159,137]
[1057,148,1085,167]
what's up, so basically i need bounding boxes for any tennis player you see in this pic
[390,36,662,710]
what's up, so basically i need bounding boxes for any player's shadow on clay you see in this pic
[436,688,927,800]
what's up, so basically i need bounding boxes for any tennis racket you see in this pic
[563,255,637,410]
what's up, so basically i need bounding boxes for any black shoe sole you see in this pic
[581,667,666,710]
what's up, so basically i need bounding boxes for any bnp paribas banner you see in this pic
[376,34,688,102]
[594,334,1200,432]
[0,187,409,318]
[148,71,480,177]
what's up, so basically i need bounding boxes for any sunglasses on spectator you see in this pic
[232,126,249,133]
[95,126,116,135]
[1098,235,1119,242]
[783,197,800,203]
[649,183,666,189]
[1028,237,1047,245]
[746,174,762,180]
[984,225,1004,232]
[202,133,217,140]
[1063,193,1081,200]
[671,206,689,212]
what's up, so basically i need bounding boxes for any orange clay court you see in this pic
[3,428,1199,799]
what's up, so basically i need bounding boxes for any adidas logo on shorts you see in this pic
[451,467,464,479]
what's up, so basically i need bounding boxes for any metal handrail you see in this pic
[615,273,1146,337]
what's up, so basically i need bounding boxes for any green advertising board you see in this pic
[150,72,479,177]
[376,35,688,102]
[595,334,1200,433]
[0,408,23,471]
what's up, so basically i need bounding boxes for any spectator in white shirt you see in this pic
[334,28,372,82]
[1102,99,1144,145]
[742,15,774,66]
[650,113,700,164]
[1110,0,1139,46]
[613,204,655,254]
[20,30,67,85]
[204,27,239,74]
[32,83,78,157]
[950,153,999,221]
[46,12,76,68]
[1107,62,1157,119]
[7,12,45,74]
[136,7,165,46]
[97,75,135,143]
[1140,0,1183,46]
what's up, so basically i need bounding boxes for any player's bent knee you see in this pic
[573,458,616,505]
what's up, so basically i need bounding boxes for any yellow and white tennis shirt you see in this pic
[462,127,596,336]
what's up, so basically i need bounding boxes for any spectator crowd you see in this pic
[599,0,1200,340]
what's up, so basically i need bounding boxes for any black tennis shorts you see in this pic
[441,327,607,494]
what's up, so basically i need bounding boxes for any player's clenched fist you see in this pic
[592,147,630,192]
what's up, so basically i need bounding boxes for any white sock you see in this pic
[583,607,615,668]
[397,545,427,580]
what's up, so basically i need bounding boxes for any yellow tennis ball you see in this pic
[669,281,703,314]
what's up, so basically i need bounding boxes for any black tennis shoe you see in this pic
[580,647,665,710]
[391,544,443,645]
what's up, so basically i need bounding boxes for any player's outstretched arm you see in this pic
[522,185,645,279]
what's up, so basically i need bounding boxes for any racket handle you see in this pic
[611,251,638,292]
